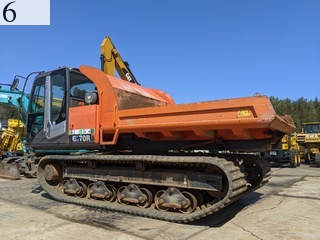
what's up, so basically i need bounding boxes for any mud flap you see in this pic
[0,158,21,180]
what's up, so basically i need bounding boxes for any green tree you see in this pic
[270,96,320,133]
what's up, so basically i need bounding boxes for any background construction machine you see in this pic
[261,133,301,168]
[1,119,25,156]
[100,36,140,85]
[297,122,320,163]
[7,36,295,222]
[0,83,29,179]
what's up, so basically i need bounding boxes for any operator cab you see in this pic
[26,67,98,151]
[304,124,320,134]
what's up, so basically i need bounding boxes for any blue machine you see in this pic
[0,83,29,123]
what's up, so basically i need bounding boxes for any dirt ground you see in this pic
[0,163,319,240]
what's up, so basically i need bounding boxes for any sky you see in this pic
[0,0,319,104]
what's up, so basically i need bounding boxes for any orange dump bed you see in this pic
[73,66,295,147]
[116,96,295,141]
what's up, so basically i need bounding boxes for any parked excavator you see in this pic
[0,83,29,179]
[100,36,140,85]
[10,36,295,222]
[0,83,28,122]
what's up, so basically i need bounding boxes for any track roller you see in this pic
[117,184,151,206]
[154,187,197,213]
[61,178,87,198]
[87,181,117,202]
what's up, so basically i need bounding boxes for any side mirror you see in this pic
[10,78,19,91]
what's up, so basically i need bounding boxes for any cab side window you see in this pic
[70,72,96,107]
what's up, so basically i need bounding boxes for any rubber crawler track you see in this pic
[37,154,270,223]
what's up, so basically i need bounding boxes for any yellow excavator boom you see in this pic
[100,36,139,85]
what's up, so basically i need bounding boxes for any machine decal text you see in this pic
[70,134,93,142]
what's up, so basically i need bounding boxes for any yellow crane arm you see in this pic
[100,36,140,85]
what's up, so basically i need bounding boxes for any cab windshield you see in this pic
[304,124,320,133]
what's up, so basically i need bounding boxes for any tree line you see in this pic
[269,96,320,133]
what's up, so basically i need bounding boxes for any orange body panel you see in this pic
[78,66,296,146]
[69,105,99,143]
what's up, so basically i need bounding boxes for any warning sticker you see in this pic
[237,110,251,117]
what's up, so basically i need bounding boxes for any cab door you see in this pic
[43,69,67,140]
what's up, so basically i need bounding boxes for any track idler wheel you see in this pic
[62,178,87,198]
[44,163,62,181]
[154,187,197,213]
[87,181,116,202]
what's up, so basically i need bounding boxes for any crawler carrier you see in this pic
[22,37,295,222]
